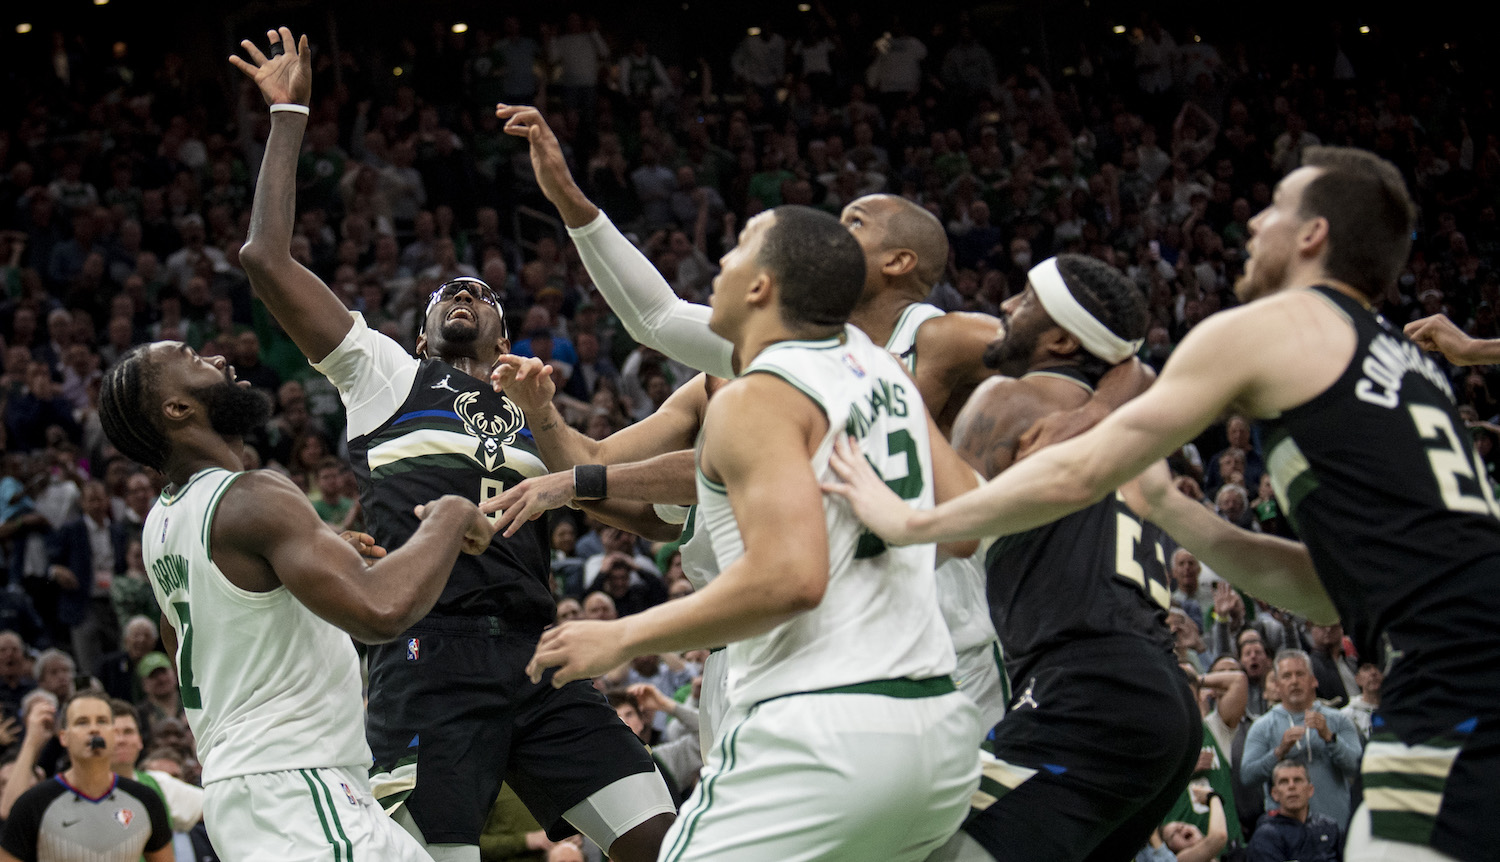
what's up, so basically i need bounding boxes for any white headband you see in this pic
[1028,257,1143,365]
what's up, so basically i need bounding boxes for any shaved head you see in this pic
[881,197,950,285]
[845,195,949,288]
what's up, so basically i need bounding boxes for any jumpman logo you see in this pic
[1014,678,1040,710]
[431,374,460,393]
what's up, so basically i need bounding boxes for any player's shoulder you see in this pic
[915,309,1001,348]
[212,470,316,529]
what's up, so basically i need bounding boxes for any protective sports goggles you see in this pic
[420,277,506,336]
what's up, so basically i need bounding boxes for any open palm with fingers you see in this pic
[229,26,312,108]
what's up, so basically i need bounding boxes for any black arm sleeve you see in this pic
[0,784,46,862]
[139,786,172,853]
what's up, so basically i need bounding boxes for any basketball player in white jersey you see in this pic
[524,204,980,861]
[97,340,493,862]
[484,107,1147,742]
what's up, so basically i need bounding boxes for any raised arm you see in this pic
[215,471,491,643]
[824,303,1289,547]
[496,104,737,378]
[494,356,707,470]
[231,28,356,363]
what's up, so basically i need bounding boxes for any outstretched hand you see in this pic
[229,27,312,108]
[491,354,556,413]
[527,621,628,687]
[821,434,917,546]
[496,104,598,225]
[481,471,577,538]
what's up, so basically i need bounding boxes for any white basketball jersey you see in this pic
[143,468,372,785]
[885,303,1001,656]
[696,326,957,710]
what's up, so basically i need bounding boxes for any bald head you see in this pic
[845,195,949,289]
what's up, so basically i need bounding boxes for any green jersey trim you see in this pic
[201,472,246,561]
[742,368,829,419]
[157,467,223,507]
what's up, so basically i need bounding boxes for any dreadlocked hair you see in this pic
[99,344,169,471]
[1055,253,1150,384]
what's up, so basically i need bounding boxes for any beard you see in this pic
[190,380,272,438]
[981,313,1039,378]
[1233,249,1288,303]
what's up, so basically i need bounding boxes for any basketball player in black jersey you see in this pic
[829,147,1498,862]
[834,254,1199,862]
[231,29,674,862]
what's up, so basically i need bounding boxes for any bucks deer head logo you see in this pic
[455,391,525,472]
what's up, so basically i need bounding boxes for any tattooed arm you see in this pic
[949,378,1050,480]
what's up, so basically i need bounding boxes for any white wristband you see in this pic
[269,103,310,116]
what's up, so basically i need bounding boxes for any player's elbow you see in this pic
[238,240,289,279]
[354,602,412,644]
[778,561,829,613]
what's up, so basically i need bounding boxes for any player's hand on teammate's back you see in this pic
[490,354,556,412]
[229,26,312,108]
[414,496,494,556]
[338,531,386,566]
[481,471,575,538]
[823,434,918,545]
[527,621,627,687]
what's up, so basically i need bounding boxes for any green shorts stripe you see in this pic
[300,769,343,862]
[663,711,748,862]
[312,772,356,861]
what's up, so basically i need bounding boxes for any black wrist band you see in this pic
[574,464,607,500]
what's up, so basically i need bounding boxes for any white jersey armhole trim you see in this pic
[201,471,291,609]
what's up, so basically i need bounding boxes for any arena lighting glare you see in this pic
[798,3,811,10]
[451,22,468,34]
[748,26,762,36]
[1112,24,1126,34]
[16,22,32,33]
[1359,25,1371,33]
[93,0,109,5]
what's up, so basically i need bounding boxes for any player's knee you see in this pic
[605,811,675,862]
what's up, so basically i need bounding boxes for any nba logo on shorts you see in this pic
[341,782,358,806]
[115,808,134,827]
[407,638,420,661]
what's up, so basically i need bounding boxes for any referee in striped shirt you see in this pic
[0,691,171,862]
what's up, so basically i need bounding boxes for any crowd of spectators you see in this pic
[0,4,1496,860]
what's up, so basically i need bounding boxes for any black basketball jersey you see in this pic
[346,359,553,625]
[1260,286,1500,725]
[986,472,1177,687]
